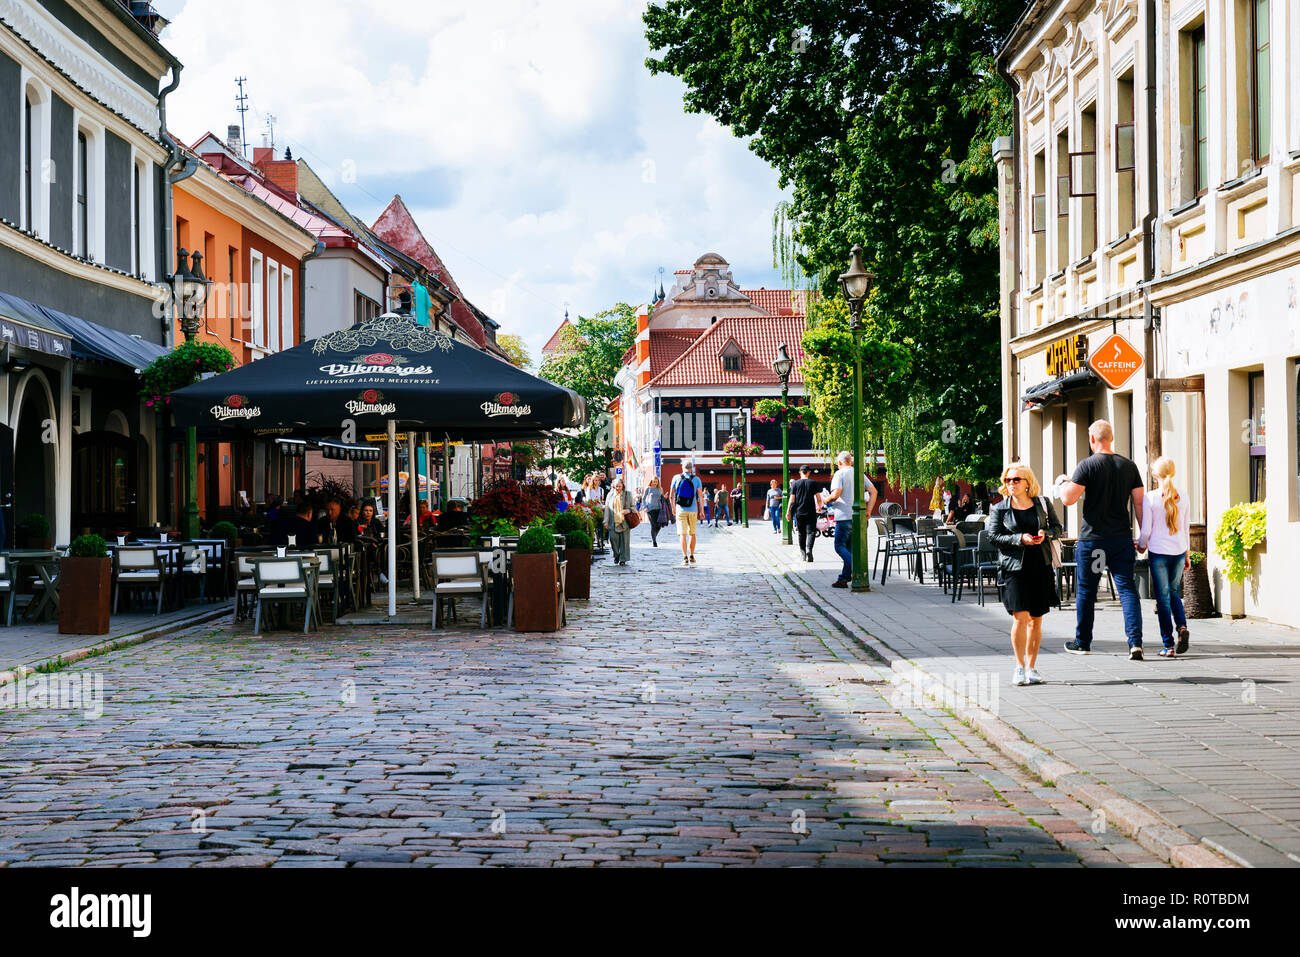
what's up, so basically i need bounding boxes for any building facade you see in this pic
[1,0,178,543]
[998,0,1300,624]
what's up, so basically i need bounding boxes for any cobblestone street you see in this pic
[0,527,1163,868]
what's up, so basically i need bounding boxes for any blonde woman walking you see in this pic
[1137,456,1191,656]
[986,463,1063,686]
[604,477,635,566]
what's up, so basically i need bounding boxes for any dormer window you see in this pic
[719,338,743,372]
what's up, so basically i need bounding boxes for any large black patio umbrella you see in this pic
[170,314,587,619]
[169,313,584,438]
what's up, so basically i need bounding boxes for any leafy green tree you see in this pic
[644,0,1016,483]
[538,303,637,478]
[496,333,532,370]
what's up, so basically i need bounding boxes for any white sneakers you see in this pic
[1014,665,1045,686]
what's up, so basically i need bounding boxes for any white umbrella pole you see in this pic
[409,431,420,601]
[387,419,397,618]
[424,433,433,512]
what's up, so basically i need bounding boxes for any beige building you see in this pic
[997,0,1300,624]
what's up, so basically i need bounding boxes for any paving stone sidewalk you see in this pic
[733,522,1300,867]
[0,526,1161,867]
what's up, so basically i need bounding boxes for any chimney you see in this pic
[253,146,273,167]
[227,125,242,155]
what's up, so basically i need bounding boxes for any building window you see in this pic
[1030,150,1046,284]
[1248,370,1266,502]
[715,409,746,450]
[1115,72,1136,237]
[1055,131,1069,272]
[227,247,238,339]
[281,268,294,349]
[250,250,264,347]
[267,260,280,352]
[131,163,142,276]
[1191,27,1208,195]
[354,292,380,324]
[76,132,88,258]
[1072,105,1098,258]
[1249,0,1270,164]
[23,94,34,232]
[722,355,741,372]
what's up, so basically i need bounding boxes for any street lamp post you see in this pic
[838,244,875,593]
[773,343,794,545]
[731,422,750,528]
[170,248,208,540]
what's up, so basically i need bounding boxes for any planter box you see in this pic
[1183,560,1214,619]
[58,556,112,635]
[565,547,591,600]
[513,551,560,632]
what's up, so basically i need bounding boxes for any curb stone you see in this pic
[732,529,1237,869]
[0,606,230,689]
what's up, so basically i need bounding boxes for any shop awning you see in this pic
[0,290,167,369]
[1021,369,1101,410]
[0,292,74,359]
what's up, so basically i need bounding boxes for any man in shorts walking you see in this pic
[670,461,704,565]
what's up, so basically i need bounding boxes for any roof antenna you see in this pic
[234,76,249,157]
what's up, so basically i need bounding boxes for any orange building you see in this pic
[170,145,318,523]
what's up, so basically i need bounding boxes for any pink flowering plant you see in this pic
[139,340,236,410]
[753,398,817,430]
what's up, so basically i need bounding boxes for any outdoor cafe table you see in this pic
[3,549,61,622]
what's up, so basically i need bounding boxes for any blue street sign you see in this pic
[616,467,624,476]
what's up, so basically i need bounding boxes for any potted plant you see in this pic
[211,520,240,548]
[59,534,111,635]
[18,512,51,549]
[1213,502,1267,585]
[563,528,593,600]
[512,525,560,632]
[1183,551,1214,619]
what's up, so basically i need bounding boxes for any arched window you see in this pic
[23,94,33,231]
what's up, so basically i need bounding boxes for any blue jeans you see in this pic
[1148,551,1188,648]
[1075,537,1143,648]
[770,507,781,532]
[833,521,852,581]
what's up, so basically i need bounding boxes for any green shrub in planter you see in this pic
[210,521,239,545]
[1189,551,1205,565]
[565,529,592,550]
[553,511,582,537]
[1213,502,1267,584]
[69,534,108,558]
[517,525,557,554]
[22,512,50,539]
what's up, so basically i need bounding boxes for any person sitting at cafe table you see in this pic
[358,500,384,538]
[947,492,975,525]
[319,497,360,543]
[268,500,319,549]
[436,500,470,531]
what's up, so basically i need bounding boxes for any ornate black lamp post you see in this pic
[169,247,210,538]
[838,244,875,592]
[773,343,794,545]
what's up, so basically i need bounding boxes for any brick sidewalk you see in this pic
[732,522,1300,867]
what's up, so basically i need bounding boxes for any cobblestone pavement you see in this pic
[0,528,1163,867]
[735,521,1300,867]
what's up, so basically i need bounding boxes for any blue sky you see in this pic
[152,0,789,362]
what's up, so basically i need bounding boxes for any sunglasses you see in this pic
[1004,477,1026,484]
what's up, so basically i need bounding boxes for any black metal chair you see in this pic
[879,517,925,585]
[973,531,1001,606]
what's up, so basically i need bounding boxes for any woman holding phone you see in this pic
[985,463,1063,686]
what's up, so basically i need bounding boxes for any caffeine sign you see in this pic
[1089,333,1143,389]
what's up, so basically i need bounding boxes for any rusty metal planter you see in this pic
[58,557,112,635]
[513,552,560,632]
[564,547,591,600]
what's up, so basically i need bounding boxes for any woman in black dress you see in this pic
[986,463,1062,687]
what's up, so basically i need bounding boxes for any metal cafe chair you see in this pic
[973,531,1002,606]
[312,547,341,625]
[251,557,313,634]
[879,516,926,585]
[179,544,208,603]
[190,539,227,599]
[0,555,17,627]
[114,547,167,614]
[431,552,490,629]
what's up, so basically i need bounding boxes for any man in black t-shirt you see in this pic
[268,501,319,549]
[1054,420,1146,658]
[787,465,820,562]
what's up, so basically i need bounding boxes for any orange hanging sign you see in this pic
[1089,333,1143,389]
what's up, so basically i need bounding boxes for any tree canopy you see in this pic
[644,0,1018,482]
[496,333,532,371]
[537,303,637,479]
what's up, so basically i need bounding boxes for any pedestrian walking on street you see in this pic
[670,461,704,565]
[713,485,731,527]
[1055,420,1146,659]
[1138,456,1191,657]
[766,480,783,533]
[605,478,635,566]
[824,451,874,587]
[987,463,1063,686]
[787,465,819,561]
[730,483,744,524]
[643,476,669,547]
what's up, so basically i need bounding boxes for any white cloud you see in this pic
[154,0,789,361]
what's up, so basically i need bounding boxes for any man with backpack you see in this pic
[670,461,704,565]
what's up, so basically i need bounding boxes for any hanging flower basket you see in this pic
[139,340,237,410]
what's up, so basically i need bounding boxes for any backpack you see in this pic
[675,476,697,509]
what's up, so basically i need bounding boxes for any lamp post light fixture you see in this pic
[838,244,875,593]
[773,343,794,546]
[168,246,211,540]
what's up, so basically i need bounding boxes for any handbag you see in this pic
[1037,496,1062,568]
[623,509,642,529]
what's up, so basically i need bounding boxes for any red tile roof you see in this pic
[741,288,812,316]
[649,329,702,376]
[647,315,806,388]
[542,318,577,354]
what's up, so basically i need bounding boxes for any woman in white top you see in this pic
[1137,456,1191,657]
